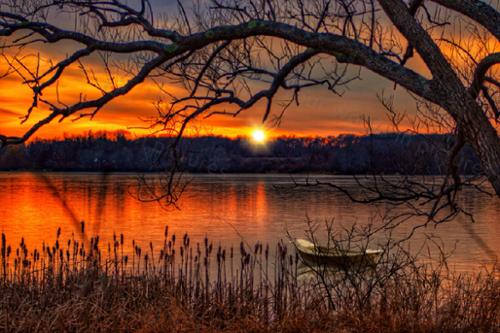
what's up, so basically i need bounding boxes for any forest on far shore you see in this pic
[0,132,480,175]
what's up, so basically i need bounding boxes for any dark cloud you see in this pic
[0,108,21,117]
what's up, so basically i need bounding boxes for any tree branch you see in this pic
[469,52,500,99]
[431,0,500,40]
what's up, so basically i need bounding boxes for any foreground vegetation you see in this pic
[0,226,498,332]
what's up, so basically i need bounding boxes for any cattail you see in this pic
[80,221,85,233]
[94,236,100,250]
[240,242,246,256]
[1,233,6,259]
[22,259,29,268]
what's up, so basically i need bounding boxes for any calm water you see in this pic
[0,172,498,271]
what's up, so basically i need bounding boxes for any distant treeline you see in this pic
[0,132,480,174]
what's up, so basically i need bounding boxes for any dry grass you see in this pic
[0,226,498,332]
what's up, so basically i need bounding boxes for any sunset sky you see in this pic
[0,0,497,141]
[0,59,421,139]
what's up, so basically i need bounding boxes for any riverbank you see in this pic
[1,228,498,332]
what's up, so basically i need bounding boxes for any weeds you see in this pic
[0,224,498,332]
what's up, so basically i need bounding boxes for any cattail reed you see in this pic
[0,226,497,332]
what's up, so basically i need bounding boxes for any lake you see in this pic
[0,172,498,272]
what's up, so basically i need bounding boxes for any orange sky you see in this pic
[0,51,425,141]
[0,18,498,141]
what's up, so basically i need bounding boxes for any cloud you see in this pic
[9,3,490,140]
[0,108,21,117]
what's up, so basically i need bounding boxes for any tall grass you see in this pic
[0,225,498,332]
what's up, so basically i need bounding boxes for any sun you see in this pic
[251,129,267,144]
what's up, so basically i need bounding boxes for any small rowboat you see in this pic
[295,238,383,268]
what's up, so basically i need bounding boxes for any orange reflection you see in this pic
[0,173,498,273]
[254,181,268,226]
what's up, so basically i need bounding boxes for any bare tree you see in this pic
[0,0,499,203]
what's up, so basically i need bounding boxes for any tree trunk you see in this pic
[452,98,500,196]
[469,126,500,196]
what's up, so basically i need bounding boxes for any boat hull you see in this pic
[296,249,381,268]
[294,239,382,269]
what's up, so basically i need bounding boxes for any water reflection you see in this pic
[0,172,498,272]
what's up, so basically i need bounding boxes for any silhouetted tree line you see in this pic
[0,132,481,174]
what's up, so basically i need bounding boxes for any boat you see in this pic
[294,238,383,268]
